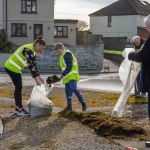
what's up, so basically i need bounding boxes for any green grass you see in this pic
[104,50,123,55]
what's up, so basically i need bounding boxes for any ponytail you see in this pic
[34,36,46,46]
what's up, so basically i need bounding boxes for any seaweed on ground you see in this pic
[59,111,148,140]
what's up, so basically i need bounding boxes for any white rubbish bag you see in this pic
[119,48,135,86]
[28,84,54,118]
[112,48,141,117]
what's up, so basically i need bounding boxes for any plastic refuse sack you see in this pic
[112,48,141,117]
[28,84,54,118]
[119,48,135,86]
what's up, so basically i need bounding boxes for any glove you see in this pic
[128,52,132,61]
[46,75,62,84]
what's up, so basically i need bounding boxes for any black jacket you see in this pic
[128,35,150,92]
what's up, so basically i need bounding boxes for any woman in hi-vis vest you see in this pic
[5,37,46,116]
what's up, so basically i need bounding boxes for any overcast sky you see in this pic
[55,0,150,23]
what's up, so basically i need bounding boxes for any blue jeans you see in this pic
[65,80,86,108]
[135,73,141,96]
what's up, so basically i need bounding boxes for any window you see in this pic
[54,26,68,38]
[21,0,37,13]
[11,23,27,37]
[108,16,112,27]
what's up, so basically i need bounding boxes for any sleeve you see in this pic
[62,52,73,77]
[128,39,150,63]
[22,48,40,78]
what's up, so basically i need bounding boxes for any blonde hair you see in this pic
[54,43,65,50]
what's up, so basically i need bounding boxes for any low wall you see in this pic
[0,54,10,71]
[0,44,104,74]
[104,53,124,64]
[102,37,128,50]
[37,44,104,74]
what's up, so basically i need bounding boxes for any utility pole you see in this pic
[5,0,8,42]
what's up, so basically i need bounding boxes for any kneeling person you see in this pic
[55,43,87,111]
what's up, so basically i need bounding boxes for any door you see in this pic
[34,24,43,40]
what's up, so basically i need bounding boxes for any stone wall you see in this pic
[102,37,128,50]
[77,31,103,45]
[0,54,10,71]
[37,44,104,74]
[77,31,128,50]
[0,44,104,74]
[104,53,124,64]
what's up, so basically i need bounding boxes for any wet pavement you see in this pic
[0,73,124,93]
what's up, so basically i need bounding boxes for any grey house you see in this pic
[54,19,78,46]
[1,0,54,45]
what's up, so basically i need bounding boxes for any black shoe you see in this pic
[15,108,30,116]
[135,95,141,98]
[82,103,87,111]
[64,107,72,111]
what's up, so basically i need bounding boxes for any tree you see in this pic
[77,20,89,31]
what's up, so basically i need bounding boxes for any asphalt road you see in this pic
[0,73,125,93]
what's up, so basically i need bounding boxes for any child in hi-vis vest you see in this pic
[54,43,87,111]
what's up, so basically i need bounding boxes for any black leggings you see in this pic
[5,68,23,108]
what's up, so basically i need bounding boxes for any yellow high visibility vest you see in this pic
[5,43,35,73]
[60,49,80,84]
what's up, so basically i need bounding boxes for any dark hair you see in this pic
[54,43,65,50]
[34,36,46,46]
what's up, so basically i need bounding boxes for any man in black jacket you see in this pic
[128,14,150,120]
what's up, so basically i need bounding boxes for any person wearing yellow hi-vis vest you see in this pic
[54,43,87,111]
[5,37,46,116]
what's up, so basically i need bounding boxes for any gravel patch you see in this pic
[0,98,124,150]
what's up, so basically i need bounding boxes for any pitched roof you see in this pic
[54,19,78,24]
[137,26,147,31]
[89,0,150,17]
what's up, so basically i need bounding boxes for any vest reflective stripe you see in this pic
[14,52,28,67]
[134,44,144,51]
[8,59,22,70]
[5,43,34,73]
[62,62,78,71]
[65,70,78,78]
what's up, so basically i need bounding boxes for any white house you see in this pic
[89,0,150,41]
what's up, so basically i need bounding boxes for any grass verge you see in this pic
[104,50,123,55]
[0,87,147,108]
